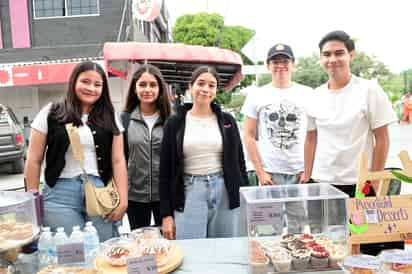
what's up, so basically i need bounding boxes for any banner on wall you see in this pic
[132,0,162,22]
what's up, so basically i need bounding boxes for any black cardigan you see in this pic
[159,103,248,218]
[45,113,114,187]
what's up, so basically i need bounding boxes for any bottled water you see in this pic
[54,227,68,264]
[69,225,85,265]
[37,227,54,268]
[83,221,100,266]
[70,225,84,244]
[54,227,68,246]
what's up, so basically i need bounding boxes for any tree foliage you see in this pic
[172,13,255,88]
[293,54,328,88]
[351,51,391,80]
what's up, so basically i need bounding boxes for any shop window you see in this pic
[33,0,99,18]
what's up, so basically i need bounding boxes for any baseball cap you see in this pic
[267,43,294,61]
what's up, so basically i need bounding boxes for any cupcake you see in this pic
[291,247,311,271]
[310,245,330,269]
[271,251,292,272]
[329,244,346,268]
[249,241,269,274]
[299,233,314,244]
[280,234,296,248]
[287,239,306,251]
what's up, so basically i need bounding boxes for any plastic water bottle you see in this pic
[37,227,54,268]
[70,225,84,244]
[69,225,85,265]
[83,221,100,266]
[54,227,68,264]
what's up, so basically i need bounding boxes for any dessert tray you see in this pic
[249,233,346,273]
[94,228,183,274]
[0,222,40,252]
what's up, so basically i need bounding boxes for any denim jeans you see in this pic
[42,175,119,242]
[174,172,240,239]
[271,172,308,234]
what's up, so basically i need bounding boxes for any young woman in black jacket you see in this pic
[159,66,248,240]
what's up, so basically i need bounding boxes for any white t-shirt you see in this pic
[142,111,159,138]
[241,83,313,174]
[307,76,397,185]
[183,113,223,175]
[31,103,124,179]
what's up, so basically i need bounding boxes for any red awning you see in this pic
[103,42,243,91]
[0,59,104,87]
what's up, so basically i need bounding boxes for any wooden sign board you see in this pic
[348,194,412,244]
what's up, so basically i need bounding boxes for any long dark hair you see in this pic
[49,61,119,134]
[124,64,171,122]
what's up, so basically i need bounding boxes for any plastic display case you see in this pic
[0,191,40,252]
[240,183,349,273]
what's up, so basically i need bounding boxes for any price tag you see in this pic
[56,243,85,265]
[364,209,379,224]
[127,255,158,274]
[344,255,380,270]
[248,202,282,226]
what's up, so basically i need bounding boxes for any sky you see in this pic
[165,0,411,73]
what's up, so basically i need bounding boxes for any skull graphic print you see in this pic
[261,100,302,149]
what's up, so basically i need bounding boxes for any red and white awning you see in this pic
[0,58,104,88]
[103,42,243,91]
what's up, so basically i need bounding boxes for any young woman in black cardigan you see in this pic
[159,66,248,240]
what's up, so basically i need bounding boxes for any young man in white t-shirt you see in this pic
[303,31,397,197]
[242,43,313,233]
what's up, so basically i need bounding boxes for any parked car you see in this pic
[0,104,26,173]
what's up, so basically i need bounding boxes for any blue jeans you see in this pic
[174,172,240,239]
[42,175,119,242]
[271,173,308,234]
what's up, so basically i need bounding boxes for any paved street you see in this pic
[1,123,412,191]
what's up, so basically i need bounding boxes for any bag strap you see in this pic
[65,123,85,168]
[65,123,92,184]
[65,123,118,189]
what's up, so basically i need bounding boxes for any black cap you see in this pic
[267,43,294,61]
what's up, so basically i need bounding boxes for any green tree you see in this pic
[293,54,328,88]
[172,13,224,46]
[351,51,391,80]
[172,13,255,88]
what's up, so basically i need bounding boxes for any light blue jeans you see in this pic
[42,175,119,242]
[174,172,240,239]
[271,172,308,234]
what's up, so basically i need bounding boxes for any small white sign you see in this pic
[364,209,379,224]
[127,255,158,274]
[56,243,85,265]
[248,202,282,226]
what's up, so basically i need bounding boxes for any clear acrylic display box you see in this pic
[0,191,40,251]
[240,183,349,273]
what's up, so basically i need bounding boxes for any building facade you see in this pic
[0,0,170,122]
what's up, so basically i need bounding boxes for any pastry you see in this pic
[141,238,171,266]
[310,245,330,269]
[0,222,33,240]
[291,247,311,270]
[280,234,296,248]
[271,251,292,272]
[329,244,346,268]
[249,240,269,274]
[105,246,131,266]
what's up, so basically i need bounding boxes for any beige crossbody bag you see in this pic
[65,123,120,217]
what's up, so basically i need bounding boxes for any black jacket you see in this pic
[45,112,113,187]
[159,103,248,218]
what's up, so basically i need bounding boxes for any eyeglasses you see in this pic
[269,59,291,65]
